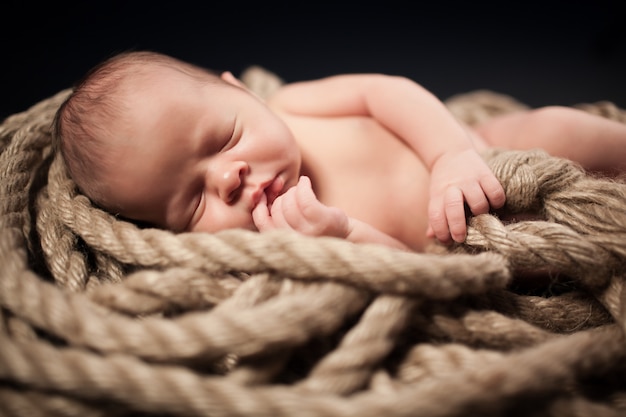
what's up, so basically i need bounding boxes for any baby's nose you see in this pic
[216,161,249,203]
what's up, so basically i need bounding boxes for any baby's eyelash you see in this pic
[220,121,239,153]
[220,136,234,153]
[186,192,205,231]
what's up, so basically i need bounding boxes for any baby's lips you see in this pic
[265,176,285,207]
[253,190,268,210]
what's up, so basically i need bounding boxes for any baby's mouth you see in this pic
[264,176,285,208]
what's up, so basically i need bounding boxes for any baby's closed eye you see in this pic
[185,192,206,231]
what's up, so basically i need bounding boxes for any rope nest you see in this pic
[2,68,626,416]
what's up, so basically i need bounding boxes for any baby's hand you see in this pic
[427,149,506,244]
[252,176,350,239]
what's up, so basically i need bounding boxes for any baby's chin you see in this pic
[209,221,258,234]
[182,215,258,235]
[246,222,260,233]
[233,217,259,233]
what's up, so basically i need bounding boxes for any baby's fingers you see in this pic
[252,193,275,231]
[481,175,506,209]
[428,193,453,244]
[264,177,314,232]
[463,182,491,216]
[294,176,319,212]
[286,176,325,232]
[429,186,468,244]
[268,188,295,229]
[444,186,468,243]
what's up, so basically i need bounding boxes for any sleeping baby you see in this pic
[54,51,626,251]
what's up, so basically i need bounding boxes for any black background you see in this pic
[2,0,625,122]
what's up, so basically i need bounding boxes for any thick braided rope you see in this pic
[1,325,624,416]
[2,81,626,417]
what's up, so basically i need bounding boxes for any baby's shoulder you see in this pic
[266,78,359,120]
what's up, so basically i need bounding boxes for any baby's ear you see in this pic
[220,71,247,89]
[221,71,265,101]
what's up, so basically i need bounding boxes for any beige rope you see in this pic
[2,77,626,416]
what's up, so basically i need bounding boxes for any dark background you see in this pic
[2,1,625,122]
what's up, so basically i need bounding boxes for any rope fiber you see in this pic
[1,69,626,416]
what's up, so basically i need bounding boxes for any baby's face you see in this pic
[104,68,301,233]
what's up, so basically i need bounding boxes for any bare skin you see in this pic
[91,68,504,252]
[57,52,626,252]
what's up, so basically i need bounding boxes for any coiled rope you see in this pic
[1,73,625,416]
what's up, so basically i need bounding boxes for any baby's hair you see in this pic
[52,50,220,211]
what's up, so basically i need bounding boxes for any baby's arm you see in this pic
[268,75,506,243]
[252,176,410,251]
